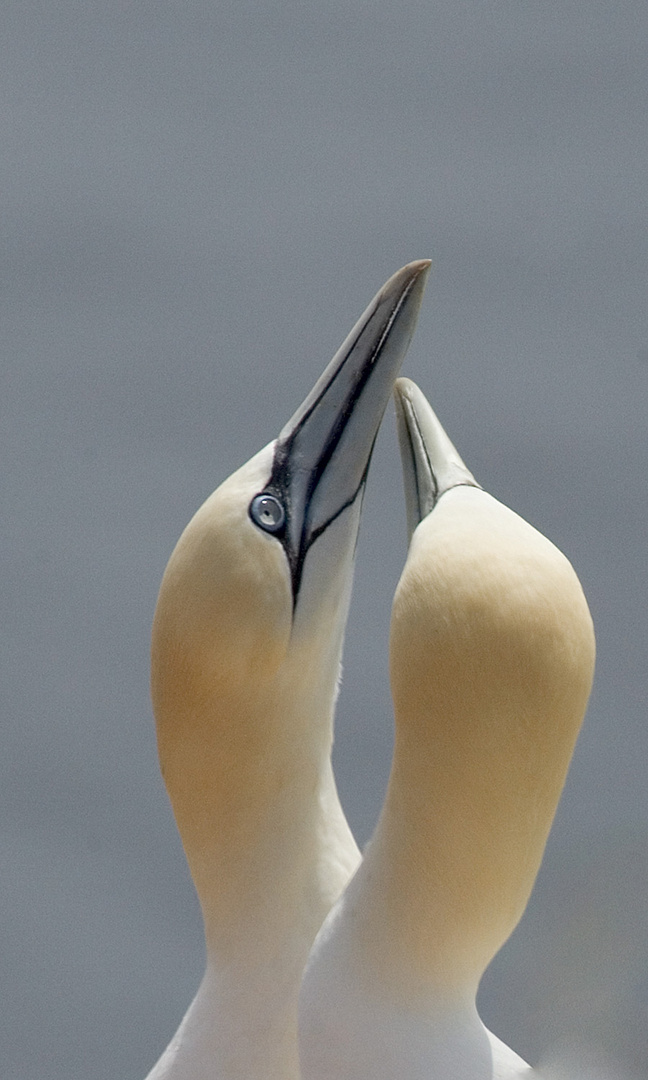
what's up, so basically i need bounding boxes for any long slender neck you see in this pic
[300,692,589,1080]
[302,499,594,1049]
[335,496,594,1007]
[345,572,591,1002]
[151,627,359,1080]
[155,633,359,943]
[147,749,354,1080]
[346,701,577,1004]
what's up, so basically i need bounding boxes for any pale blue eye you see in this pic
[250,494,285,534]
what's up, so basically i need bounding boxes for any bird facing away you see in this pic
[299,377,596,1080]
[145,263,431,1080]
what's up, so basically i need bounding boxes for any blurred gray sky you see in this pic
[1,2,647,1077]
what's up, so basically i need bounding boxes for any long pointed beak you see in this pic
[253,261,431,599]
[393,377,481,543]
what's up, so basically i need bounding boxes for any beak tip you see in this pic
[394,378,481,537]
[393,376,425,411]
[408,258,433,273]
[378,260,432,306]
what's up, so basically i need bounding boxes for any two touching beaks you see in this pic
[340,259,484,541]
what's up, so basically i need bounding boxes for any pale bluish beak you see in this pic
[251,261,431,599]
[393,376,480,543]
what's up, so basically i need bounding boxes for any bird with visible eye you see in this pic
[250,493,286,534]
[144,262,430,1080]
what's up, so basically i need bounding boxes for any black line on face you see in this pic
[261,413,370,605]
[406,401,438,525]
[249,272,419,606]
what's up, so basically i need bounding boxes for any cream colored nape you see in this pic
[148,443,361,1080]
[299,482,595,1080]
[152,447,292,714]
[152,442,360,923]
[387,486,596,989]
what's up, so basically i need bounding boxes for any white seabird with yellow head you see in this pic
[299,377,595,1080]
[144,262,431,1080]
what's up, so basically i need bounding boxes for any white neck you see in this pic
[145,965,299,1080]
[147,763,354,1080]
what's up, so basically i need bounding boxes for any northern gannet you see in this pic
[299,377,596,1080]
[145,262,431,1080]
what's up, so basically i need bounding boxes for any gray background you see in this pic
[2,1,647,1077]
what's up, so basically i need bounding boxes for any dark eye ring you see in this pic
[249,493,286,534]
